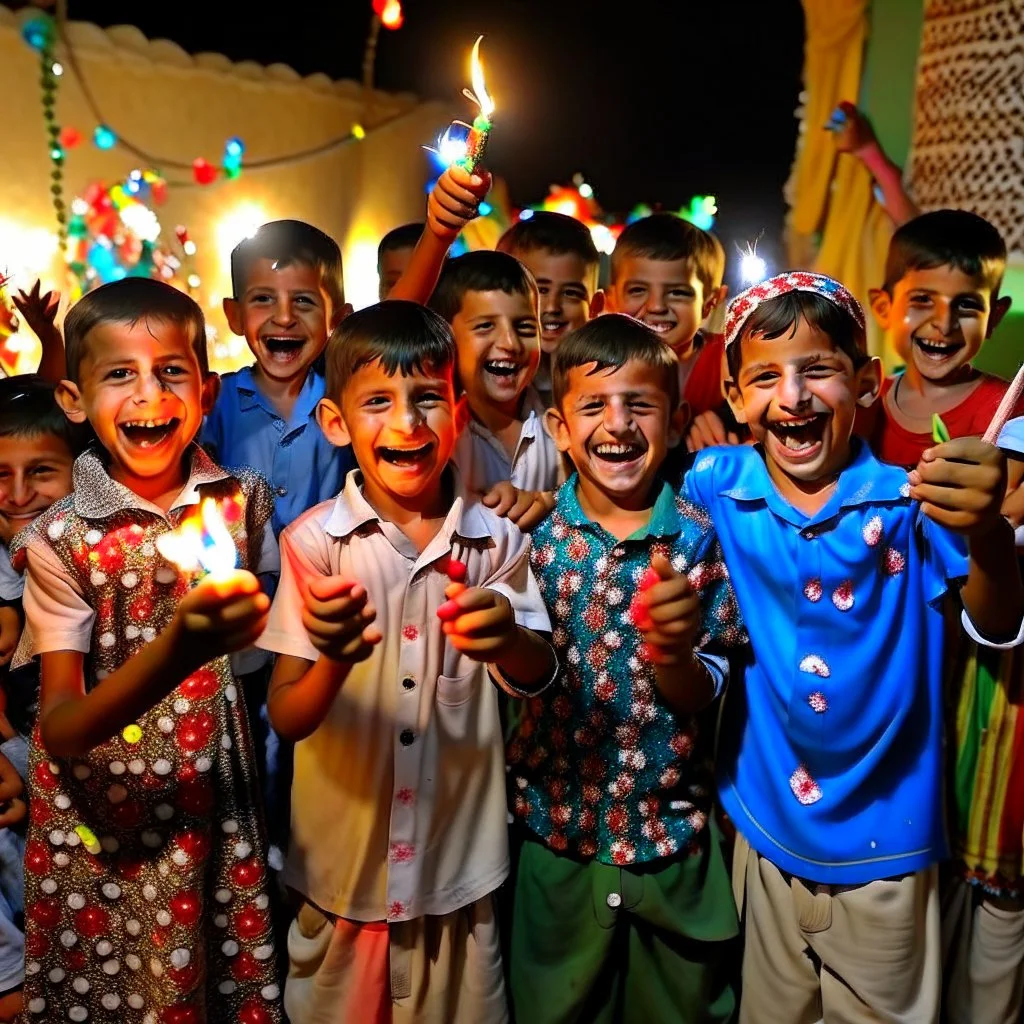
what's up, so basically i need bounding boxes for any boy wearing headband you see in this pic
[681,272,1024,1023]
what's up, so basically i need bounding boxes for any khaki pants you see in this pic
[733,834,939,1024]
[284,895,508,1024]
[941,876,1024,1024]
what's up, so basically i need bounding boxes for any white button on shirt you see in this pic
[257,470,551,923]
[454,387,562,494]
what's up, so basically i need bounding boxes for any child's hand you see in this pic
[0,797,26,829]
[427,165,493,244]
[12,280,60,340]
[175,571,270,666]
[910,437,1007,537]
[829,101,878,156]
[481,483,555,532]
[685,411,741,453]
[0,607,19,668]
[632,553,700,666]
[301,576,381,664]
[437,585,517,661]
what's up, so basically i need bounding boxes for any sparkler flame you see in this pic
[155,498,237,578]
[464,36,494,118]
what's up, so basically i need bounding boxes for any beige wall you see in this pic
[0,4,452,371]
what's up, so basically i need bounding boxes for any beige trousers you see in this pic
[733,834,940,1024]
[941,876,1024,1024]
[283,895,508,1024]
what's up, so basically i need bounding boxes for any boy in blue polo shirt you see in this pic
[682,272,1024,1023]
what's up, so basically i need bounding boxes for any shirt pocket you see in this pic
[436,669,477,708]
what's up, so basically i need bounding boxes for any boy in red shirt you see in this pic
[867,210,1017,466]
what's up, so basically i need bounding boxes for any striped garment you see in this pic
[951,634,1024,898]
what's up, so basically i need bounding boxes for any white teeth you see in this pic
[780,435,815,451]
[595,443,635,455]
[487,359,518,370]
[774,417,817,431]
[644,321,673,333]
[122,419,173,429]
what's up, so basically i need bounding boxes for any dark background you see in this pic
[62,0,807,289]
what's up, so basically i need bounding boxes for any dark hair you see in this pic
[552,314,680,410]
[377,223,424,269]
[325,300,457,400]
[611,214,724,296]
[0,374,88,455]
[726,291,868,381]
[497,212,600,272]
[63,278,208,384]
[428,250,538,324]
[230,219,345,309]
[884,210,1006,294]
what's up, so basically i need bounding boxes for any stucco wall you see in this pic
[0,5,452,370]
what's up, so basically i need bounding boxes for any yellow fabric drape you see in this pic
[787,0,896,363]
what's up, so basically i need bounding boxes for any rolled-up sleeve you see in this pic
[23,542,93,655]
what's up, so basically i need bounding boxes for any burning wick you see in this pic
[454,36,494,174]
[155,497,247,590]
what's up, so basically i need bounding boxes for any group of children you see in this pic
[0,146,1020,1024]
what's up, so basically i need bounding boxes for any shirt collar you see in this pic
[718,438,911,527]
[323,466,493,544]
[235,365,325,423]
[555,473,682,540]
[73,444,231,521]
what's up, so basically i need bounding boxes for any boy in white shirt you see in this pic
[257,300,555,1023]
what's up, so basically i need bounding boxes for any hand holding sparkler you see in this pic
[427,164,492,244]
[156,497,269,664]
[300,577,381,664]
[632,554,700,666]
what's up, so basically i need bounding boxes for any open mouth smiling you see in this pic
[769,414,827,454]
[377,443,435,467]
[119,417,180,448]
[591,440,647,465]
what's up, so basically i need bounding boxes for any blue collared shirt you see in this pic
[509,476,744,866]
[682,441,968,884]
[202,366,355,536]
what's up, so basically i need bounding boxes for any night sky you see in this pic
[64,0,806,289]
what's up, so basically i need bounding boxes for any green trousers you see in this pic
[510,824,738,1024]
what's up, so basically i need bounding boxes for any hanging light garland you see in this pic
[23,14,68,244]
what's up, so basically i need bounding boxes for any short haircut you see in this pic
[63,278,209,385]
[378,223,424,270]
[552,313,680,410]
[611,213,724,296]
[726,291,868,381]
[428,250,538,324]
[325,300,457,401]
[497,212,600,272]
[883,209,1006,295]
[0,374,88,455]
[230,219,345,309]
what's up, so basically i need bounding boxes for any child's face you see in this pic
[378,246,415,301]
[512,248,595,355]
[0,433,74,540]
[546,358,684,510]
[451,289,541,416]
[320,360,463,511]
[727,318,879,492]
[870,265,1008,385]
[60,319,214,495]
[224,258,336,387]
[609,256,709,357]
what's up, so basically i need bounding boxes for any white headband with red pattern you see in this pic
[724,271,866,348]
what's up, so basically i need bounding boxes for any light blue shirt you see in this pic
[202,366,355,537]
[682,441,967,884]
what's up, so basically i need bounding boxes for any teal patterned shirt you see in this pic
[508,476,746,865]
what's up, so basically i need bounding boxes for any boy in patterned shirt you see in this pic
[507,314,745,1023]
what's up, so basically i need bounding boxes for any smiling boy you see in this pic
[507,314,744,1023]
[868,210,1020,465]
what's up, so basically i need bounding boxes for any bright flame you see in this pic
[216,204,266,258]
[739,243,767,285]
[380,0,403,29]
[155,498,237,578]
[468,36,495,118]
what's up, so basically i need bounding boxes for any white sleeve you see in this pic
[23,542,93,655]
